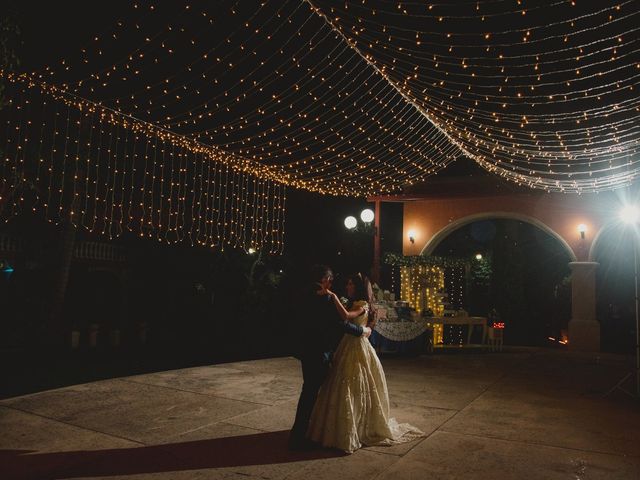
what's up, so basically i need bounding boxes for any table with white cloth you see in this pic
[370,320,432,354]
[427,316,488,347]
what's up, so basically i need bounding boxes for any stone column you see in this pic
[568,261,600,351]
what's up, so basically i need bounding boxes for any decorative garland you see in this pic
[384,252,468,268]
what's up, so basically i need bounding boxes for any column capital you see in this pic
[568,261,599,272]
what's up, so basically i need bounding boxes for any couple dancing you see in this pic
[289,265,424,454]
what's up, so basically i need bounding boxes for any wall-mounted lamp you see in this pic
[577,223,587,240]
[475,253,483,260]
[408,229,416,244]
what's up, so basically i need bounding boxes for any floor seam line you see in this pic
[431,350,538,433]
[390,403,460,413]
[372,350,538,480]
[367,452,404,480]
[370,420,445,480]
[438,429,640,459]
[117,377,275,407]
[0,404,148,446]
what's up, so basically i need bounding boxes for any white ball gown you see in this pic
[307,300,425,453]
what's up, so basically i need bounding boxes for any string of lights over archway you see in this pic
[306,0,640,192]
[1,1,638,250]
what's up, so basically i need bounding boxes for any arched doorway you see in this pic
[590,223,637,353]
[427,217,573,346]
[421,212,576,262]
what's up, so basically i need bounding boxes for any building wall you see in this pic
[402,191,624,261]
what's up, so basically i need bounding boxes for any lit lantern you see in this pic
[360,208,374,223]
[344,216,357,230]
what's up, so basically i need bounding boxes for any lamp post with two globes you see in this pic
[344,208,375,231]
[344,207,380,282]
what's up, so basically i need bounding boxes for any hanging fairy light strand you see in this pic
[0,72,286,254]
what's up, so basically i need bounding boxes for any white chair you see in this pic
[486,327,504,352]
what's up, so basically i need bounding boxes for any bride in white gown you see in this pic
[307,274,424,453]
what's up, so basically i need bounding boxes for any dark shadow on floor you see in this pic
[0,429,344,480]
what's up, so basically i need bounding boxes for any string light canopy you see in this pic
[306,0,640,193]
[24,1,459,196]
[2,0,639,252]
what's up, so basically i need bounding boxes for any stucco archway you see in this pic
[587,220,630,263]
[369,182,632,351]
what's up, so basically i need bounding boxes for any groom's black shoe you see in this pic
[288,436,317,452]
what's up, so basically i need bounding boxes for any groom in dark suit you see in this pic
[288,264,371,450]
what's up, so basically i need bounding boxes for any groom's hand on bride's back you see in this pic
[362,326,372,338]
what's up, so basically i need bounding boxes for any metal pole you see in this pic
[635,238,640,397]
[372,200,381,284]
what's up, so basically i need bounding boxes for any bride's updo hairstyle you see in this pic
[347,273,368,302]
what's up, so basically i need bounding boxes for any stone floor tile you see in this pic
[386,376,491,410]
[3,350,640,480]
[285,449,400,480]
[128,371,301,407]
[364,402,456,456]
[223,400,298,432]
[376,430,640,480]
[441,388,640,457]
[0,406,140,480]
[2,380,264,445]
[124,365,301,406]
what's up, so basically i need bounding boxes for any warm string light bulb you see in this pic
[400,264,446,315]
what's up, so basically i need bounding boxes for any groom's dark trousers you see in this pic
[289,292,363,445]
